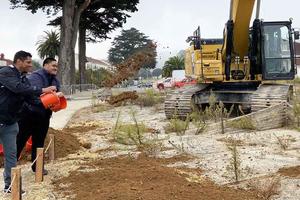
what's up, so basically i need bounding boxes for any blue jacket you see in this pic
[0,66,42,125]
[23,68,60,118]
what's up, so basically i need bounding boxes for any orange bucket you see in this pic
[40,92,59,109]
[50,96,67,112]
[25,136,32,152]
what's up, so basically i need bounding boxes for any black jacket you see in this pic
[23,68,60,118]
[0,66,42,125]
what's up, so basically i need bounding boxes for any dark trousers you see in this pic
[17,113,50,171]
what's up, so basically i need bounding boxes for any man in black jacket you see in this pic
[0,51,56,193]
[17,57,63,175]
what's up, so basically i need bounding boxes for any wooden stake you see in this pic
[11,167,21,200]
[49,134,55,161]
[35,148,44,182]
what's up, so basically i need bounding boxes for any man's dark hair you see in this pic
[43,57,57,66]
[13,51,32,63]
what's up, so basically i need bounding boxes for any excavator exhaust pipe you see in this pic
[255,0,261,19]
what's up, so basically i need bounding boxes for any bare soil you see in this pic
[0,127,81,167]
[278,166,300,178]
[54,154,260,200]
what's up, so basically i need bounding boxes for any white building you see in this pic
[75,54,111,70]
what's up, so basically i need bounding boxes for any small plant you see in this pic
[113,123,147,145]
[168,137,186,154]
[112,109,148,145]
[112,110,121,137]
[227,116,256,130]
[165,114,190,135]
[131,109,143,145]
[250,176,280,200]
[293,96,300,127]
[138,137,163,157]
[226,141,241,183]
[273,133,295,150]
[190,111,206,135]
[137,89,165,107]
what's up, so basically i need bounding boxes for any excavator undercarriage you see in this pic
[164,83,293,120]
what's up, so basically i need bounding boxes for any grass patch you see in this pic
[164,115,190,135]
[113,123,147,145]
[227,116,256,130]
[137,89,165,107]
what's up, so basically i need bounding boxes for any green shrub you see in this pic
[165,115,190,135]
[227,116,256,130]
[137,89,165,107]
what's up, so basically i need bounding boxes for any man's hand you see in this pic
[42,86,57,94]
[56,92,64,97]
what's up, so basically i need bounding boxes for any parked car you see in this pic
[156,77,174,90]
[137,82,153,88]
[174,77,197,88]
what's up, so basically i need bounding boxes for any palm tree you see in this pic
[36,30,60,59]
[162,56,184,77]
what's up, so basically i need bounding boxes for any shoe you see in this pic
[4,186,26,195]
[32,169,48,175]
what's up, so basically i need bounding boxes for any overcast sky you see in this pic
[0,0,300,67]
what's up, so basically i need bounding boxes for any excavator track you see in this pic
[164,85,207,119]
[250,84,292,112]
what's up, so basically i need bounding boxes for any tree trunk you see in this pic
[58,0,90,85]
[58,0,75,85]
[79,25,87,86]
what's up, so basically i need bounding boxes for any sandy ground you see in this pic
[0,99,299,199]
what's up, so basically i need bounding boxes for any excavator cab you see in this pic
[261,21,296,80]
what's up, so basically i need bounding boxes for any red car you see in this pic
[174,77,197,88]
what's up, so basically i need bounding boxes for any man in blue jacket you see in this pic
[17,57,63,175]
[0,51,56,193]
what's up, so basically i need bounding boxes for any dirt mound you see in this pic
[54,154,260,200]
[278,165,300,178]
[47,128,81,159]
[108,91,139,106]
[0,127,81,167]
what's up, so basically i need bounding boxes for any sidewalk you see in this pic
[50,98,92,129]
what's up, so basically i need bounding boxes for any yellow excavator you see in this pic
[165,0,300,119]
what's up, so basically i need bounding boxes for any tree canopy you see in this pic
[162,56,184,77]
[36,30,60,59]
[108,28,157,69]
[138,68,152,79]
[152,68,162,78]
[10,0,140,85]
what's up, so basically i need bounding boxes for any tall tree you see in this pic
[108,28,157,69]
[152,68,162,78]
[77,0,139,84]
[36,30,60,59]
[11,0,139,85]
[10,0,91,85]
[32,59,42,70]
[162,56,184,77]
[138,68,152,79]
[59,0,90,85]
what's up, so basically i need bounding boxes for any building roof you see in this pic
[86,56,110,67]
[0,53,13,65]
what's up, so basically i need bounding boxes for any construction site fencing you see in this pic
[60,84,99,95]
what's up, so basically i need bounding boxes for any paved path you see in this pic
[50,98,92,129]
